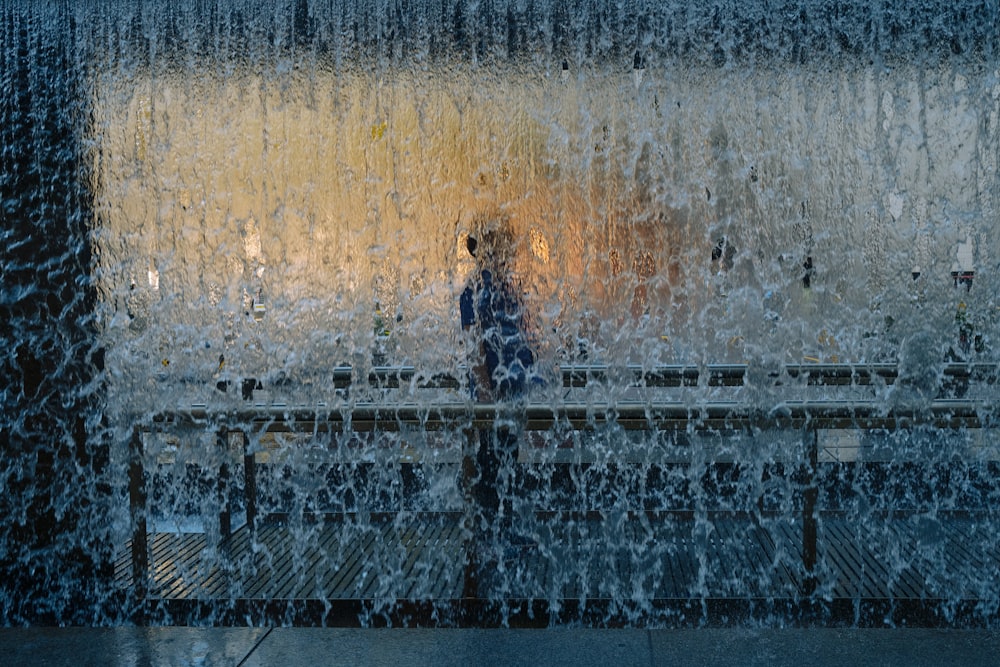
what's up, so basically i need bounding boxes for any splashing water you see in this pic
[3,0,1000,627]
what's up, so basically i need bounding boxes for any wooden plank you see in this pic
[356,520,408,598]
[211,524,263,598]
[235,525,291,598]
[908,518,991,600]
[671,533,699,598]
[365,516,459,600]
[703,526,730,598]
[196,524,269,599]
[748,520,799,595]
[196,530,247,599]
[940,519,989,571]
[821,520,861,597]
[211,525,272,599]
[747,519,799,594]
[938,519,997,597]
[714,519,762,597]
[288,522,345,600]
[656,527,692,598]
[198,534,247,599]
[321,521,383,598]
[115,541,134,585]
[395,519,427,599]
[882,521,930,599]
[291,532,340,599]
[432,517,466,598]
[245,524,330,599]
[164,534,230,600]
[624,519,664,599]
[778,520,809,591]
[716,518,774,597]
[399,518,444,599]
[832,519,899,598]
[126,512,1000,610]
[241,528,291,598]
[658,527,686,598]
[819,520,870,598]
[263,525,336,600]
[710,519,738,593]
[151,533,209,599]
[149,531,196,565]
[187,533,246,599]
[835,520,889,598]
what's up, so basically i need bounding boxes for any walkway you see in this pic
[3,627,1000,666]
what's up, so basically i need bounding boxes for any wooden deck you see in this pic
[116,512,1000,624]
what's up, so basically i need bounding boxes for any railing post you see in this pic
[242,429,256,534]
[461,425,481,602]
[802,427,819,595]
[128,425,148,622]
[217,427,231,549]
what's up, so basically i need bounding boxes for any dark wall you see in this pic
[77,0,1000,72]
[0,6,111,624]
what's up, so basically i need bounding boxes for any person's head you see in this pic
[468,213,515,269]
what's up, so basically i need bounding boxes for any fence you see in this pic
[126,363,1000,625]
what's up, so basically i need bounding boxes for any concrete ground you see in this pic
[2,627,1000,666]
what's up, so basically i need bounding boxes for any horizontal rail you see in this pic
[338,362,999,389]
[134,362,1000,432]
[143,398,997,432]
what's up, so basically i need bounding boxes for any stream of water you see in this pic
[3,0,999,626]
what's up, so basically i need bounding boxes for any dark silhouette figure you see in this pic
[460,228,537,575]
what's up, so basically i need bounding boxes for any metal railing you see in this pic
[145,362,998,429]
[127,362,1000,614]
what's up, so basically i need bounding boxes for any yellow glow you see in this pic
[91,65,690,388]
[88,62,996,403]
[529,228,550,263]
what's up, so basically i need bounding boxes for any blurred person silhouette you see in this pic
[460,221,538,568]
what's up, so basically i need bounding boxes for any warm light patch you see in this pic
[529,228,550,263]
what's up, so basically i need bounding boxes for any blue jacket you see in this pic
[461,269,535,400]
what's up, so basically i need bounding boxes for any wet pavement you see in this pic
[3,627,1000,666]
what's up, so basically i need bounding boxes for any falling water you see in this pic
[3,0,1000,626]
